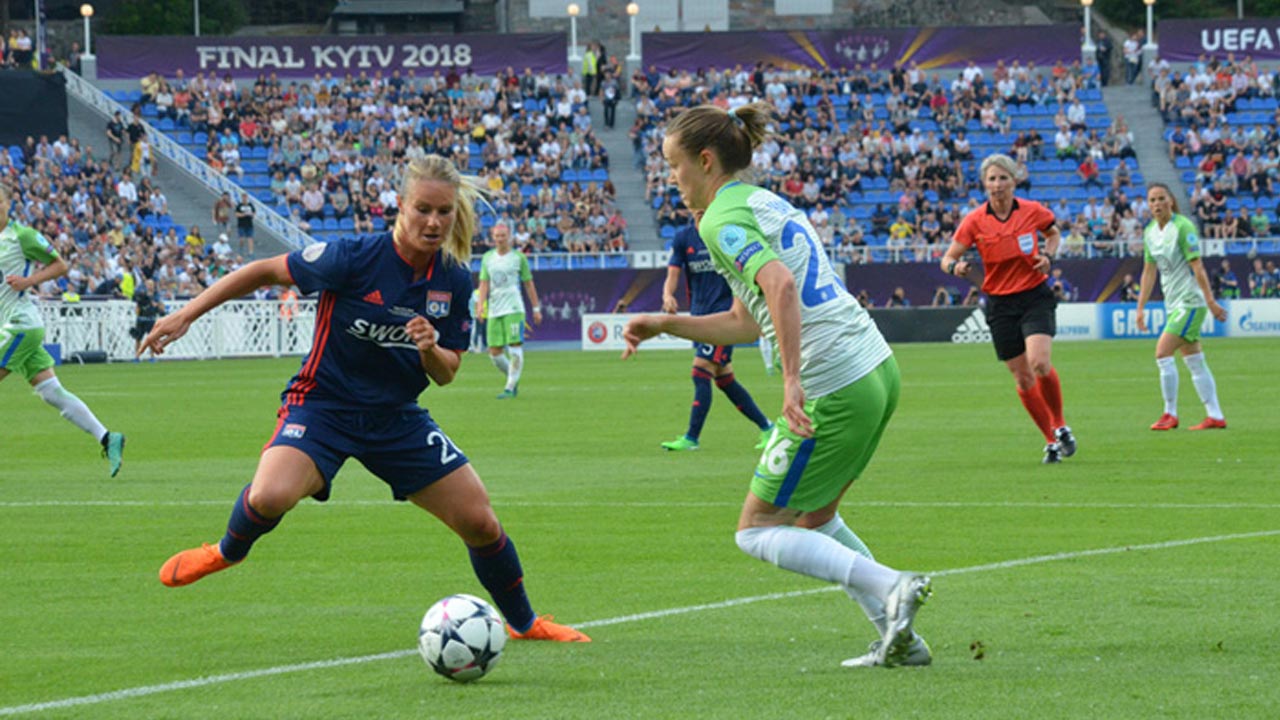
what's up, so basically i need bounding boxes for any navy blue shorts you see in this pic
[265,404,470,501]
[693,342,733,365]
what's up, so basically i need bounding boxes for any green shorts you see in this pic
[751,356,900,512]
[0,326,55,382]
[486,312,526,348]
[1162,307,1207,343]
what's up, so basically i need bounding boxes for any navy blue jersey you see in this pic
[668,224,733,316]
[283,234,472,410]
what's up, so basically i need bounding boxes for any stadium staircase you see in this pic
[1102,82,1188,205]
[62,70,310,258]
[589,93,661,251]
[64,98,271,254]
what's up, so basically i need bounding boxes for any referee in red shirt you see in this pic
[940,153,1077,464]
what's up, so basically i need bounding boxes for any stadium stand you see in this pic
[630,59,1155,263]
[3,136,245,301]
[107,67,629,269]
[1150,55,1280,255]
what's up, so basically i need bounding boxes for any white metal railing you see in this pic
[43,299,317,361]
[60,68,314,252]
[829,236,1280,264]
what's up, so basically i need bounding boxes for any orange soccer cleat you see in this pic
[507,615,592,642]
[159,543,238,587]
[1149,413,1179,431]
[1188,417,1227,431]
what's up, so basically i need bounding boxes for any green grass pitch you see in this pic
[1,339,1277,719]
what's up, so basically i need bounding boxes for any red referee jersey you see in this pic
[952,198,1056,296]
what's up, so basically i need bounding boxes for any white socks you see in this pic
[1158,353,1225,420]
[814,514,887,634]
[734,525,899,601]
[1182,352,1224,420]
[34,376,108,441]
[1157,356,1178,415]
[489,352,510,375]
[506,346,524,391]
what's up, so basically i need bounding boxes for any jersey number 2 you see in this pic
[781,220,840,307]
[426,430,460,465]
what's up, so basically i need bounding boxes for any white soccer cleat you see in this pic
[876,573,932,667]
[841,635,933,668]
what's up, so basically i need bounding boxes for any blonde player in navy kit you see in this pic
[141,156,588,642]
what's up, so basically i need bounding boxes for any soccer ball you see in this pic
[418,594,507,683]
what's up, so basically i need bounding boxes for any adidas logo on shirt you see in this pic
[951,309,992,344]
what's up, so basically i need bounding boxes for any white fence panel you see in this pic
[42,300,317,361]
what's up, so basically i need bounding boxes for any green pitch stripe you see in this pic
[2,528,1277,717]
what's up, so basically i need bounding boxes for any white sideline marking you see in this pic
[1,528,1276,716]
[3,499,1280,511]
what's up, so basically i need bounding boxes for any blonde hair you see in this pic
[979,153,1019,180]
[665,101,775,175]
[398,155,488,266]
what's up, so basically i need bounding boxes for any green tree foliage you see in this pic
[103,0,248,36]
[1097,0,1280,29]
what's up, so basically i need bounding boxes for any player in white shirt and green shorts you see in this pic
[477,223,541,399]
[622,102,932,669]
[1136,184,1228,431]
[0,184,126,475]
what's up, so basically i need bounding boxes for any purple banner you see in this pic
[97,33,567,80]
[642,26,1081,73]
[502,268,667,343]
[1158,19,1280,62]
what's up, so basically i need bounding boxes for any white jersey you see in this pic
[0,221,58,331]
[1143,214,1206,311]
[479,248,532,318]
[701,182,891,399]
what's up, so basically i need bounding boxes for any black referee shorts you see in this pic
[985,282,1057,361]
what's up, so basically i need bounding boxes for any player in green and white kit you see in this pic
[623,103,932,668]
[1136,184,1228,431]
[0,184,126,475]
[477,223,541,398]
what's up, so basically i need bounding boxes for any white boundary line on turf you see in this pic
[1,528,1276,717]
[3,499,1280,511]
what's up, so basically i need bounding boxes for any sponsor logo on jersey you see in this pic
[362,289,384,305]
[717,225,748,255]
[389,305,417,318]
[346,319,419,348]
[302,243,326,262]
[281,423,307,439]
[951,308,992,344]
[734,243,763,272]
[425,291,451,318]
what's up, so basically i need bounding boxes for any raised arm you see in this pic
[141,255,292,355]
